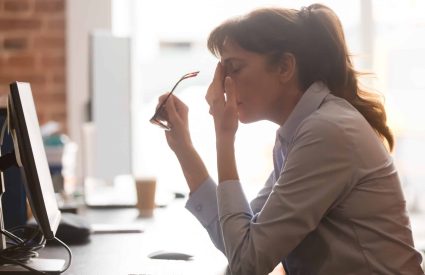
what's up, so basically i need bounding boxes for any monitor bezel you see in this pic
[8,82,61,240]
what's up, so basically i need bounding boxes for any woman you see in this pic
[156,4,423,275]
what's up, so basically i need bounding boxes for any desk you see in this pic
[40,199,228,275]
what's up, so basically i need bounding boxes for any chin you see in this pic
[238,113,258,124]
[237,107,262,124]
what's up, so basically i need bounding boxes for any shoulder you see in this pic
[296,95,366,141]
[294,114,349,145]
[289,105,360,160]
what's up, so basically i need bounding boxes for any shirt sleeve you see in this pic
[217,118,356,275]
[185,177,225,253]
[185,171,276,257]
[250,171,275,214]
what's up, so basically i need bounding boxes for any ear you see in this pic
[277,52,297,83]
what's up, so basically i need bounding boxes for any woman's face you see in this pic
[220,40,285,124]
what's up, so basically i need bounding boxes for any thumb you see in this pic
[164,95,178,123]
[224,76,237,108]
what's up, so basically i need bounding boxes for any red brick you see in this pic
[44,91,66,101]
[35,0,64,13]
[35,85,66,98]
[35,104,67,122]
[33,35,64,49]
[47,18,65,31]
[41,54,64,67]
[0,18,42,31]
[7,53,35,68]
[0,64,37,75]
[44,108,67,117]
[52,72,65,84]
[0,0,67,129]
[42,109,67,119]
[0,85,9,96]
[0,73,46,85]
[36,91,66,103]
[4,0,31,12]
[49,113,66,123]
[0,75,16,85]
[3,36,28,50]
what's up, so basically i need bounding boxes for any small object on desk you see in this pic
[135,177,157,217]
[59,203,79,214]
[155,203,167,208]
[90,223,144,234]
[55,212,91,244]
[173,192,186,199]
[84,176,137,208]
[148,250,193,261]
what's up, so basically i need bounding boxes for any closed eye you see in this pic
[226,64,243,76]
[228,67,241,75]
[222,58,245,76]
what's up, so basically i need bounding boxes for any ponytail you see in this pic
[298,4,394,151]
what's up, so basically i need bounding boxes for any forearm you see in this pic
[174,145,209,193]
[216,136,239,183]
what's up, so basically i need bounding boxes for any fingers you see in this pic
[171,95,189,113]
[212,62,225,83]
[154,93,170,120]
[224,76,237,109]
[164,95,178,121]
[206,63,226,115]
[206,63,224,103]
[207,88,225,116]
[156,93,169,112]
[156,94,188,126]
[210,75,239,136]
[158,93,169,103]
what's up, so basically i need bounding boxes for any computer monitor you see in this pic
[7,82,61,240]
[0,82,66,273]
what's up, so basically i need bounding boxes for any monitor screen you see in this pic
[7,82,61,240]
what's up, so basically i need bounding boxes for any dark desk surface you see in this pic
[38,200,425,274]
[41,199,227,275]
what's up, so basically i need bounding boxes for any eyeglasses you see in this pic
[150,71,199,131]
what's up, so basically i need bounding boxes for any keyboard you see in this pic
[84,175,137,208]
[129,259,227,275]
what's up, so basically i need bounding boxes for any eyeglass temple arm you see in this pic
[152,71,199,118]
[152,75,195,115]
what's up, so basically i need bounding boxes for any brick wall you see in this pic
[0,0,66,131]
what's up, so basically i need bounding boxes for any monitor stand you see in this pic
[0,152,65,274]
[0,258,65,274]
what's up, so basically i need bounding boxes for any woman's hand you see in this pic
[155,93,210,193]
[206,63,239,182]
[156,94,193,154]
[205,63,239,141]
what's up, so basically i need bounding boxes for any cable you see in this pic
[0,226,72,274]
[53,236,72,273]
[0,254,46,274]
[0,228,46,274]
[1,229,24,243]
[0,228,43,262]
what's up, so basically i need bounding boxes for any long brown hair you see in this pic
[207,4,394,151]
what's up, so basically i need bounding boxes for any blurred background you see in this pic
[0,0,424,244]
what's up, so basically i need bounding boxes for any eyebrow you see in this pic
[221,57,243,66]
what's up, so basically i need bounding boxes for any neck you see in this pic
[270,83,303,126]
